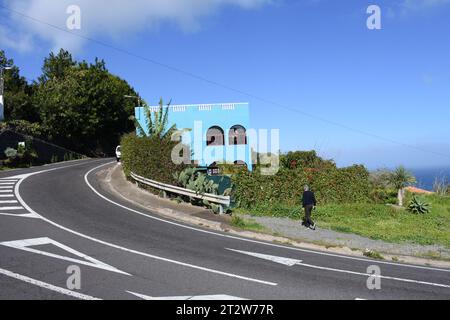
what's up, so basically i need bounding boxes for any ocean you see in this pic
[410,167,450,191]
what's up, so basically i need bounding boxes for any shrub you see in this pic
[280,150,335,170]
[3,143,38,168]
[4,147,18,159]
[407,196,431,214]
[232,163,371,209]
[369,188,398,204]
[120,133,187,185]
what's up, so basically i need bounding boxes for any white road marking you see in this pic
[227,248,302,266]
[0,195,14,198]
[295,262,450,289]
[12,179,276,286]
[6,159,449,293]
[0,190,13,193]
[0,206,24,211]
[0,212,39,219]
[230,249,450,289]
[0,183,15,185]
[0,267,101,300]
[0,200,18,204]
[355,298,367,300]
[127,291,246,300]
[8,165,275,285]
[0,237,130,276]
[84,162,450,274]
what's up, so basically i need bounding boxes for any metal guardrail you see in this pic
[130,172,231,214]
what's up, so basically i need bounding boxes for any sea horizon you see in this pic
[409,167,450,191]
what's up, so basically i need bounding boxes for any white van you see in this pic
[115,145,121,162]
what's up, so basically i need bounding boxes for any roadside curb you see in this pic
[100,163,450,269]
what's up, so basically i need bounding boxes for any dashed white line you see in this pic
[0,207,24,211]
[0,200,18,204]
[0,267,101,300]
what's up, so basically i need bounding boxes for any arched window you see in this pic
[206,126,225,146]
[229,125,247,145]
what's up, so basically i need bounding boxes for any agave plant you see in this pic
[407,196,431,214]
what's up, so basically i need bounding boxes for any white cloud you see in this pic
[0,24,34,53]
[1,0,271,53]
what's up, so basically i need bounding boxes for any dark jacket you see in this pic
[302,191,317,207]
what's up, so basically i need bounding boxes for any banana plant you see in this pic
[135,97,176,140]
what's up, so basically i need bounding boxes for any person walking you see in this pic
[302,185,317,230]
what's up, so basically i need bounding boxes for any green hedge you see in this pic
[232,164,371,209]
[121,133,186,185]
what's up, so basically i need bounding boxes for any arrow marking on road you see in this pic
[0,267,101,300]
[127,291,246,300]
[228,249,450,289]
[0,237,130,276]
[226,248,303,266]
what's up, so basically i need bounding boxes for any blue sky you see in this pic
[1,0,450,169]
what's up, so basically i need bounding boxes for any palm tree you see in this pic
[389,166,416,206]
[135,98,176,140]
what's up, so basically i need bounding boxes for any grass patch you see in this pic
[237,195,450,248]
[231,215,266,233]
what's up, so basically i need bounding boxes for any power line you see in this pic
[1,3,449,160]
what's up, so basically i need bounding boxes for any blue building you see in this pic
[135,102,252,171]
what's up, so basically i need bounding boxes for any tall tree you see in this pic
[39,49,76,83]
[0,50,38,122]
[34,52,139,155]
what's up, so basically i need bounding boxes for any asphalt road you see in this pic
[0,159,449,300]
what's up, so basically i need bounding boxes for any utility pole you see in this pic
[0,66,12,121]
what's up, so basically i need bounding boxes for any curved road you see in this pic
[0,159,449,300]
